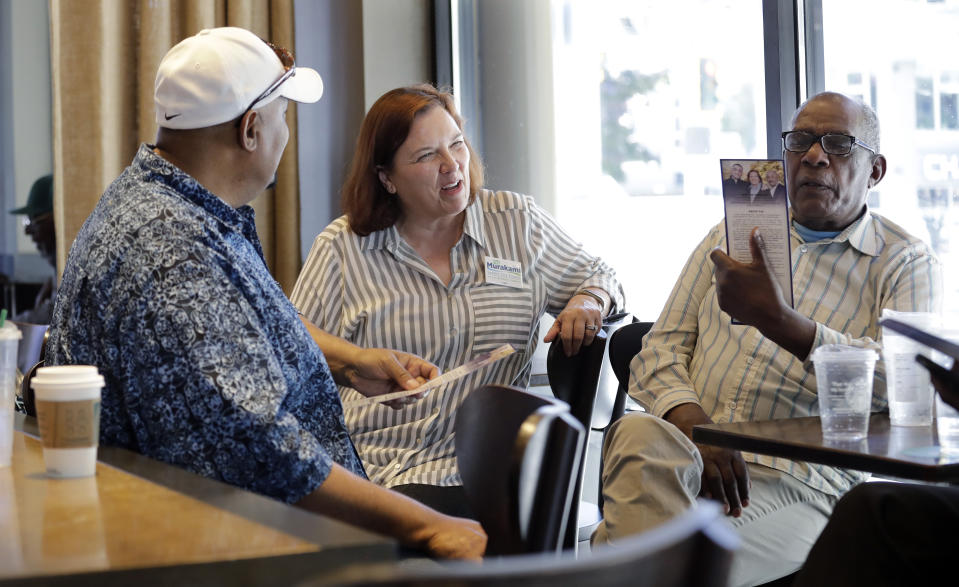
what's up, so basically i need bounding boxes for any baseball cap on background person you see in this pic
[9,174,53,217]
[154,27,323,130]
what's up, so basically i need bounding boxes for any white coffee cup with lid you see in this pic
[31,365,104,478]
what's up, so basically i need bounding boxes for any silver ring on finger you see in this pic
[585,324,598,332]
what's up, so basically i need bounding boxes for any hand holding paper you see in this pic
[342,344,516,410]
[344,348,442,409]
[710,228,788,328]
[719,158,793,311]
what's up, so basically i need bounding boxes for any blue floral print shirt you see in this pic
[46,144,366,503]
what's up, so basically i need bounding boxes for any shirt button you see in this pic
[450,327,458,335]
[800,246,808,253]
[394,463,401,469]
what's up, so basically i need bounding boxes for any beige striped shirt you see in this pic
[633,210,942,496]
[291,189,623,487]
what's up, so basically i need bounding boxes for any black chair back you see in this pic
[547,329,608,427]
[455,384,585,556]
[607,320,654,420]
[305,500,740,587]
[19,359,42,416]
[545,312,631,547]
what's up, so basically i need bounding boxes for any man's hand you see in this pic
[710,228,817,360]
[544,293,605,356]
[710,228,786,329]
[295,316,441,410]
[665,403,750,517]
[344,349,440,409]
[407,514,487,561]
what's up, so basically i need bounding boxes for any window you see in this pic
[548,0,766,318]
[821,0,959,314]
[941,71,959,130]
[452,0,958,318]
[917,77,934,130]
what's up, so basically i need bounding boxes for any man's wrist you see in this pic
[663,402,710,438]
[757,306,817,361]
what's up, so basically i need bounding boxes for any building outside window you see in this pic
[453,0,959,318]
[548,0,766,319]
[821,0,959,315]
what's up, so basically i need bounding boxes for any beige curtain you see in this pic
[50,0,303,293]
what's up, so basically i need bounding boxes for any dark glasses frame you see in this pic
[781,130,878,156]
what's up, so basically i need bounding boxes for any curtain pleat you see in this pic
[50,0,302,293]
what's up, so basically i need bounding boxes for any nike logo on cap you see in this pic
[164,113,182,120]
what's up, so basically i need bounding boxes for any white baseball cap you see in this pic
[155,27,323,130]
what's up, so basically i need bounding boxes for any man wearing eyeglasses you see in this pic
[595,92,941,586]
[8,174,56,323]
[47,27,485,560]
[764,167,785,201]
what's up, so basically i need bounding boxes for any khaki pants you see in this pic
[593,412,837,587]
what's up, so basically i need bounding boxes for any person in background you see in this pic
[765,167,786,200]
[291,84,624,516]
[743,169,769,203]
[46,27,484,560]
[8,174,56,323]
[722,163,747,195]
[792,356,959,586]
[593,91,941,586]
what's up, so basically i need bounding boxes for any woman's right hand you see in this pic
[407,513,487,560]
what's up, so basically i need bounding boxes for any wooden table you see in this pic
[693,414,959,483]
[0,415,396,586]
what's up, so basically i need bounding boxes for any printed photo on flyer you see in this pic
[720,159,794,310]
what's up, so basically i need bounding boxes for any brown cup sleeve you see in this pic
[35,399,101,448]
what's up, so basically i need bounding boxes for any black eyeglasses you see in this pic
[782,131,877,156]
[22,212,52,230]
[237,40,296,122]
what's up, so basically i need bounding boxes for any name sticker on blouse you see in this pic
[484,256,524,289]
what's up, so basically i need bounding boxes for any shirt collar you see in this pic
[791,206,879,257]
[136,143,263,255]
[461,196,486,248]
[361,195,487,252]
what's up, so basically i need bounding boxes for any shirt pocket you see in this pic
[470,285,537,356]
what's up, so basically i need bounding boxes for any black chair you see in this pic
[19,359,42,416]
[546,312,631,547]
[607,320,655,422]
[599,320,655,513]
[455,384,586,556]
[304,500,739,587]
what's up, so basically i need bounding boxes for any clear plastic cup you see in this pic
[936,394,959,454]
[812,344,879,441]
[881,309,939,426]
[930,328,959,454]
[30,365,104,478]
[0,322,22,468]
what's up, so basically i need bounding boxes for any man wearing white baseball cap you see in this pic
[47,27,485,560]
